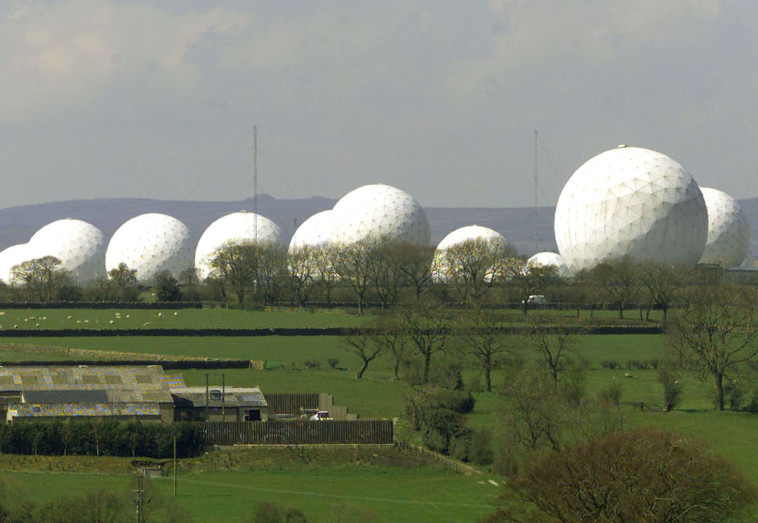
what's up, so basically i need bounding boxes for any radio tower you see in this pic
[253,125,258,244]
[533,130,538,254]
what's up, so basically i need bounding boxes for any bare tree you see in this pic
[401,308,449,383]
[638,261,689,321]
[507,260,557,315]
[344,329,382,379]
[667,284,758,410]
[394,243,436,305]
[460,307,512,391]
[372,315,411,381]
[287,245,318,307]
[207,242,256,304]
[334,239,375,314]
[590,257,638,319]
[528,319,575,383]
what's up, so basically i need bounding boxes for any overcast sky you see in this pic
[1,0,756,209]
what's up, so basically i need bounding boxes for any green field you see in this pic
[0,307,368,330]
[2,308,758,520]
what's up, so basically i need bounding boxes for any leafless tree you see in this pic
[459,307,512,391]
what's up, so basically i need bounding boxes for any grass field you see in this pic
[2,308,758,520]
[0,307,368,330]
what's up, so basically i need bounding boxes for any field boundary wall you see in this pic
[201,420,393,445]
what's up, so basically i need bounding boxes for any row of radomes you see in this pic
[0,146,750,285]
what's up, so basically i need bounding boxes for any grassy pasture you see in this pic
[0,307,368,330]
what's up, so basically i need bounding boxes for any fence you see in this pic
[201,420,393,445]
[264,393,320,414]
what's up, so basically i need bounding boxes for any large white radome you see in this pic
[27,219,106,283]
[432,225,506,281]
[525,252,572,279]
[699,187,750,267]
[0,244,33,284]
[288,210,339,252]
[554,146,708,272]
[332,184,430,245]
[195,212,282,280]
[106,213,193,284]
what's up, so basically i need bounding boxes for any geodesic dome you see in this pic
[525,252,572,279]
[0,244,33,284]
[288,210,339,252]
[27,218,106,283]
[195,212,282,280]
[698,187,750,267]
[105,213,193,284]
[432,225,507,282]
[554,146,708,272]
[332,184,430,245]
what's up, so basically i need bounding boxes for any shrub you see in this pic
[601,360,619,370]
[303,359,321,370]
[658,369,682,412]
[503,427,758,522]
[327,358,339,369]
[597,382,622,406]
[725,380,745,411]
[248,502,308,523]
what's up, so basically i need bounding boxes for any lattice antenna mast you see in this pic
[533,129,538,254]
[253,125,258,244]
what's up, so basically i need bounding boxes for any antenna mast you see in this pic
[253,125,258,244]
[533,129,538,254]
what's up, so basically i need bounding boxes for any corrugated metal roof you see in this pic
[23,390,109,404]
[8,402,162,418]
[170,386,267,408]
[0,366,173,404]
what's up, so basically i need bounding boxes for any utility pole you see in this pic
[173,436,177,497]
[205,373,210,422]
[131,474,144,523]
[221,373,226,423]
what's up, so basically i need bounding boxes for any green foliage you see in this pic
[502,427,758,522]
[247,501,308,523]
[152,271,182,302]
[597,381,622,406]
[0,421,204,458]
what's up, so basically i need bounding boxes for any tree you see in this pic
[528,320,575,383]
[638,261,688,321]
[590,257,638,319]
[207,242,258,304]
[251,244,288,305]
[365,242,406,310]
[667,284,758,410]
[401,308,449,383]
[435,239,517,305]
[152,271,182,301]
[507,260,556,315]
[334,240,375,314]
[500,427,758,522]
[287,245,318,307]
[373,314,410,381]
[343,329,382,379]
[394,243,436,305]
[459,307,512,391]
[107,263,140,302]
[11,256,70,302]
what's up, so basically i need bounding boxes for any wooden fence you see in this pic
[201,420,393,445]
[264,393,320,414]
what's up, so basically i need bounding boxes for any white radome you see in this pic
[699,187,750,267]
[332,184,430,245]
[27,219,106,283]
[288,210,339,252]
[106,213,193,284]
[195,212,282,280]
[554,146,708,272]
[432,225,507,281]
[0,244,33,284]
[526,252,572,279]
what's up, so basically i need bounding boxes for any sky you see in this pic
[1,0,757,209]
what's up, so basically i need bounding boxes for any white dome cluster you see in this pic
[105,213,193,284]
[27,219,106,283]
[195,212,282,280]
[0,244,33,284]
[699,187,750,267]
[331,184,430,245]
[554,146,708,272]
[432,225,507,281]
[525,252,572,279]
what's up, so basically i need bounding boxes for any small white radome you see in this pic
[698,187,750,267]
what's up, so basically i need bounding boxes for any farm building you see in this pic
[0,365,268,424]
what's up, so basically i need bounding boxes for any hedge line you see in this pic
[0,302,202,310]
[0,325,664,337]
[0,420,204,458]
[3,359,253,369]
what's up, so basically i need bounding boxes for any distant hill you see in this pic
[2,195,757,259]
